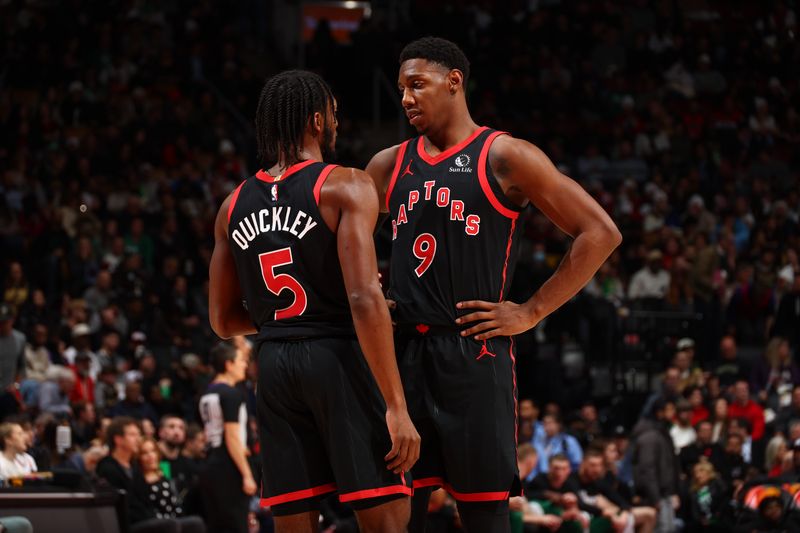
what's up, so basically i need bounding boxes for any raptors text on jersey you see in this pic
[386,127,524,327]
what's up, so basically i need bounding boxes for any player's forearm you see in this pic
[225,431,254,480]
[524,227,620,323]
[209,305,257,338]
[349,288,407,410]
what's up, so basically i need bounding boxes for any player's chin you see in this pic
[410,121,428,134]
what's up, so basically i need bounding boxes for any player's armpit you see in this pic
[489,135,621,242]
[209,191,257,338]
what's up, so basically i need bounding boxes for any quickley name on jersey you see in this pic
[230,205,318,250]
[227,160,354,340]
[386,126,524,327]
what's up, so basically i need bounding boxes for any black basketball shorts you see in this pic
[396,326,521,502]
[257,337,412,515]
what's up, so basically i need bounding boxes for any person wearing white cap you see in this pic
[672,338,704,393]
[63,323,101,379]
[683,194,716,241]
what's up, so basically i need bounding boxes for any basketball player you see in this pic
[366,38,622,532]
[208,70,419,533]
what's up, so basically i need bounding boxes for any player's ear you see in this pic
[448,69,464,94]
[310,111,324,135]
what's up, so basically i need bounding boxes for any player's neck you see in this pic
[424,111,479,154]
[271,144,324,175]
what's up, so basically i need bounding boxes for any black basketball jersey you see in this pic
[227,160,353,340]
[387,127,524,327]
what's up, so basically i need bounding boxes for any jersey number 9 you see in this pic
[413,233,437,277]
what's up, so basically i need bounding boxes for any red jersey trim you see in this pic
[313,164,339,205]
[416,126,488,166]
[259,482,337,507]
[256,159,317,183]
[412,477,511,502]
[227,180,246,224]
[385,141,410,212]
[445,483,510,502]
[477,131,520,220]
[509,337,522,496]
[338,484,412,502]
[498,219,516,300]
[413,476,444,489]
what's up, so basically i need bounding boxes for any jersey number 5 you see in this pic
[259,247,307,319]
[413,233,437,277]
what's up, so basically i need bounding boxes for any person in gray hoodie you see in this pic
[631,398,681,532]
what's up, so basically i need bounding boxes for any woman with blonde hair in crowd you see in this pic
[138,437,182,520]
[764,435,787,477]
[687,459,725,532]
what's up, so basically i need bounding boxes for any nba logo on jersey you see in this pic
[271,184,278,201]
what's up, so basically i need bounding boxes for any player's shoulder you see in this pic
[328,165,374,187]
[372,141,407,162]
[214,179,249,233]
[487,132,549,173]
[366,141,409,175]
[487,132,539,158]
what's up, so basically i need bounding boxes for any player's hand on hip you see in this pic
[385,298,397,327]
[384,407,421,474]
[242,474,258,496]
[455,300,537,340]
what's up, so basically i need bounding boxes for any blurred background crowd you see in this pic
[1,0,799,532]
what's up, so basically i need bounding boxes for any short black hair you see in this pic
[399,37,470,85]
[159,414,184,429]
[695,419,712,430]
[106,416,139,450]
[255,70,335,165]
[731,416,752,435]
[210,341,237,375]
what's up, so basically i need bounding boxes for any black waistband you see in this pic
[258,332,357,343]
[396,323,463,337]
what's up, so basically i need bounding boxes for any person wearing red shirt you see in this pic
[686,386,710,427]
[728,380,765,441]
[69,353,95,405]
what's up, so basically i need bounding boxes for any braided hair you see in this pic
[399,37,470,85]
[255,70,335,165]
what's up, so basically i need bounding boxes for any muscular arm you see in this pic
[325,168,405,406]
[208,193,257,338]
[499,136,621,321]
[458,136,622,339]
[322,167,419,471]
[365,144,401,216]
